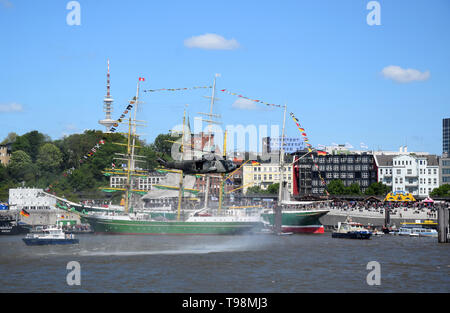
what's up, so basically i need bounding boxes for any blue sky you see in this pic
[0,0,449,155]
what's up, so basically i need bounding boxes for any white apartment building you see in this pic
[375,153,439,197]
[242,163,293,194]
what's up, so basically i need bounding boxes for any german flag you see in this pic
[317,150,327,156]
[20,209,30,217]
[251,160,260,166]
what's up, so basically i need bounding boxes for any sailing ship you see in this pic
[78,77,263,235]
[260,105,329,234]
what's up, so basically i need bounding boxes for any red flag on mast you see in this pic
[139,77,145,81]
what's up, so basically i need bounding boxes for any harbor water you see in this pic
[0,234,449,293]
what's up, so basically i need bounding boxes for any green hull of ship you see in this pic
[261,210,329,234]
[81,215,262,235]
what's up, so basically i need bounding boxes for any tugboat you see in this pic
[22,225,79,245]
[332,218,372,240]
[0,214,31,235]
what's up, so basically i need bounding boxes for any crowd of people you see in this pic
[245,198,449,220]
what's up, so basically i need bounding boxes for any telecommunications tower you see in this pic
[98,59,116,132]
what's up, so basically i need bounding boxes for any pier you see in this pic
[438,207,450,243]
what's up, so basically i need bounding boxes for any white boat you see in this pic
[22,225,79,245]
[332,218,372,239]
[397,226,437,237]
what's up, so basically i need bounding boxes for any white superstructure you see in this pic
[9,188,57,211]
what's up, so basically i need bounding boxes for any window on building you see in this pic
[407,169,412,175]
[397,169,401,175]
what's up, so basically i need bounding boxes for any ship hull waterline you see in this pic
[81,215,263,235]
[261,210,329,234]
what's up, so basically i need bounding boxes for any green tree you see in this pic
[327,180,346,195]
[1,132,18,145]
[246,185,266,194]
[152,133,182,159]
[347,182,361,195]
[267,183,279,194]
[8,150,35,182]
[430,184,450,197]
[37,143,63,173]
[12,130,48,162]
[365,182,390,196]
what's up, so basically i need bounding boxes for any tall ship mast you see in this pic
[260,104,330,234]
[198,74,221,209]
[61,76,264,235]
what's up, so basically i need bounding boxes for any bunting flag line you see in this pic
[219,89,283,108]
[290,111,329,196]
[289,112,312,152]
[143,86,212,93]
[107,100,134,133]
[53,99,136,189]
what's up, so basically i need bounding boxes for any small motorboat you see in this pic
[332,218,372,240]
[22,225,79,246]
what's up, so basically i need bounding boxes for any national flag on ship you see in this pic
[317,150,327,156]
[139,77,145,82]
[20,209,30,217]
[251,160,260,166]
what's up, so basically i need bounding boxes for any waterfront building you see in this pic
[0,144,11,166]
[293,149,377,196]
[242,162,293,195]
[443,118,450,155]
[440,155,450,186]
[9,188,57,211]
[374,149,439,197]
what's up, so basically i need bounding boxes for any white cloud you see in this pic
[381,65,430,83]
[344,142,354,149]
[184,33,239,50]
[232,98,260,110]
[0,103,23,112]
